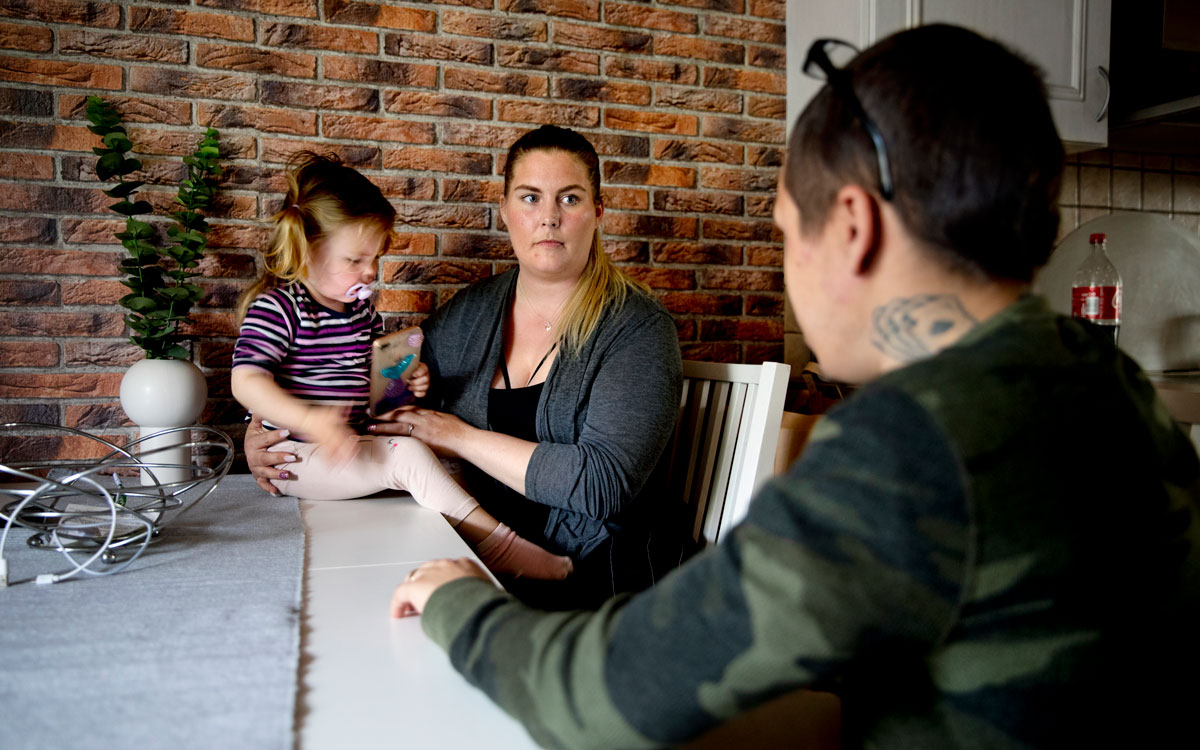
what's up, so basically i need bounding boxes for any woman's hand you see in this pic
[390,558,493,618]
[244,415,297,495]
[368,407,473,458]
[300,405,359,468]
[407,362,430,399]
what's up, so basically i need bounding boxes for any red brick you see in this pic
[554,21,650,53]
[63,340,166,370]
[0,120,94,151]
[440,233,512,259]
[603,213,697,238]
[624,266,694,289]
[669,0,743,11]
[605,58,697,84]
[65,153,185,187]
[199,103,318,136]
[214,163,282,193]
[325,56,437,87]
[442,10,547,40]
[654,86,741,113]
[659,290,741,315]
[261,80,379,112]
[600,187,648,211]
[680,342,739,362]
[0,312,124,339]
[674,318,696,342]
[703,14,784,44]
[748,45,785,70]
[130,6,254,41]
[0,278,56,305]
[603,240,647,262]
[701,116,785,144]
[0,54,121,89]
[195,0,316,18]
[747,95,785,118]
[0,341,57,367]
[0,185,107,213]
[375,289,437,313]
[498,0,600,21]
[605,109,697,135]
[182,311,238,337]
[702,217,781,242]
[60,219,123,245]
[261,138,380,168]
[703,67,786,95]
[748,146,783,167]
[745,342,783,363]
[385,32,492,64]
[0,217,55,244]
[654,190,743,215]
[700,318,783,341]
[0,433,127,462]
[59,94,191,125]
[60,30,188,63]
[126,126,255,159]
[586,133,650,158]
[373,175,437,200]
[603,161,695,188]
[746,293,784,317]
[654,34,743,64]
[747,246,782,266]
[443,122,532,149]
[653,241,742,265]
[198,341,235,369]
[496,45,598,74]
[262,21,376,53]
[654,139,744,164]
[0,0,120,27]
[554,77,650,105]
[384,260,493,285]
[211,194,258,221]
[0,21,51,52]
[208,224,271,251]
[197,280,243,309]
[749,0,784,20]
[130,67,256,101]
[64,402,132,430]
[391,233,437,256]
[0,152,52,179]
[196,43,316,77]
[385,90,492,120]
[325,0,436,31]
[393,204,489,229]
[323,114,436,144]
[197,251,258,279]
[55,279,124,307]
[498,100,599,128]
[699,267,782,291]
[605,3,697,33]
[0,86,50,116]
[746,195,774,217]
[383,147,492,175]
[442,178,503,203]
[701,166,777,191]
[444,67,548,97]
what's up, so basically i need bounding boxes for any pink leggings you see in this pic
[268,435,478,522]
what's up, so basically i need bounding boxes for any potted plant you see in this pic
[85,96,223,484]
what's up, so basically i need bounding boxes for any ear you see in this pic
[594,195,605,223]
[498,194,509,229]
[830,184,881,276]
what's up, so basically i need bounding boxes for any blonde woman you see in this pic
[247,127,683,609]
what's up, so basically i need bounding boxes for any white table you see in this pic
[298,492,539,749]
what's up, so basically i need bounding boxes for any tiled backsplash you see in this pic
[783,148,1200,374]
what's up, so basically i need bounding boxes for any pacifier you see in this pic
[345,282,375,300]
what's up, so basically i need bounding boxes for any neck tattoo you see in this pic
[516,278,568,333]
[870,294,977,363]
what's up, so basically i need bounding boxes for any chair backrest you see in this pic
[666,360,790,548]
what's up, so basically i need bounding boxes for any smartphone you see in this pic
[369,326,424,417]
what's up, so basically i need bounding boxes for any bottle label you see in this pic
[1071,285,1121,322]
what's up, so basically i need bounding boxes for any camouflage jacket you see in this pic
[422,294,1200,749]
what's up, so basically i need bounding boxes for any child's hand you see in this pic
[408,362,430,399]
[299,405,359,467]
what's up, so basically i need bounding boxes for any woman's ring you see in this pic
[408,423,414,436]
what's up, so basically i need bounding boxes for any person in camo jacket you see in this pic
[389,24,1200,749]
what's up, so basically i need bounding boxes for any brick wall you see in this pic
[0,0,786,464]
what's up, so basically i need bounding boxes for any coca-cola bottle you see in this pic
[1071,232,1122,344]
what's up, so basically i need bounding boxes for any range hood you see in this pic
[1107,0,1200,154]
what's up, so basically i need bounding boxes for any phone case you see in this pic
[369,326,424,417]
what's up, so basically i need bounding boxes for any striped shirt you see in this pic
[233,283,382,428]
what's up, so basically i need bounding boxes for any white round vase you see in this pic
[119,358,208,485]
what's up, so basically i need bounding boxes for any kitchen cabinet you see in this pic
[785,0,1112,152]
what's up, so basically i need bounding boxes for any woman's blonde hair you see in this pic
[236,152,396,322]
[503,125,648,356]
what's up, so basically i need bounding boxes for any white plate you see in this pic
[1034,212,1200,372]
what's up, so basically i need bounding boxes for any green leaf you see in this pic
[120,295,157,312]
[159,286,191,300]
[104,181,144,199]
[110,200,153,217]
[164,344,190,360]
[114,222,154,240]
[103,132,133,152]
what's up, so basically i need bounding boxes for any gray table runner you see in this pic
[0,474,303,750]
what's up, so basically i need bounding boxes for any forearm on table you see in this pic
[231,366,311,434]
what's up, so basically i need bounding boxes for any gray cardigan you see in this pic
[421,269,683,578]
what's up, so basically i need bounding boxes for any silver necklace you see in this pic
[516,279,568,333]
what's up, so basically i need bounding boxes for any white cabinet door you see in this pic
[786,0,1111,151]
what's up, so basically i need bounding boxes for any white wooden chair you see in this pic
[666,360,791,549]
